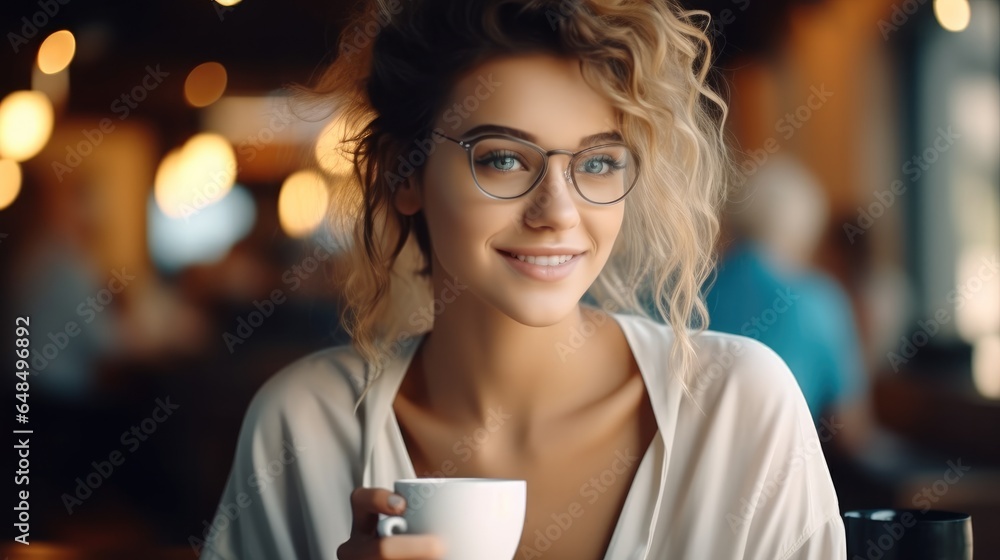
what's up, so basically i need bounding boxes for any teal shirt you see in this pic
[704,241,865,421]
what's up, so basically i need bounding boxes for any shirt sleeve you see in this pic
[708,335,847,560]
[198,351,364,560]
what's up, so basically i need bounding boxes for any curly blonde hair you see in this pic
[299,0,731,411]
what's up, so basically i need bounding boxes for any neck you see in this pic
[411,277,605,427]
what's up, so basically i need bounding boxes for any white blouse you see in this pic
[199,312,846,560]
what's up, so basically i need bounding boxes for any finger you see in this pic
[371,534,447,559]
[337,534,446,560]
[349,487,407,537]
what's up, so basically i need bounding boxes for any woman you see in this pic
[201,0,846,558]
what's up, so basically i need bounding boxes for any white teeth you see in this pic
[510,253,574,265]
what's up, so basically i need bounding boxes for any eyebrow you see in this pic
[460,124,624,148]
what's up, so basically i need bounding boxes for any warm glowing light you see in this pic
[37,30,76,74]
[214,0,242,6]
[0,159,21,210]
[972,335,1000,399]
[955,247,1000,341]
[315,117,355,176]
[0,91,54,162]
[184,62,228,108]
[278,170,330,237]
[154,133,237,218]
[934,0,971,32]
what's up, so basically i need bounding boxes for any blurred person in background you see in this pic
[7,176,121,402]
[706,154,873,453]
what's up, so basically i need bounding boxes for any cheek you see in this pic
[588,207,626,252]
[420,160,510,257]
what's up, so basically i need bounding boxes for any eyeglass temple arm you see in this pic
[430,129,471,149]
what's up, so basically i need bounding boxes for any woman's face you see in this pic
[397,53,625,327]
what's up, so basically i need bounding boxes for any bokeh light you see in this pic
[278,169,330,238]
[0,91,55,162]
[973,335,1000,399]
[37,30,76,74]
[934,0,971,32]
[148,185,256,272]
[154,133,237,218]
[184,62,228,108]
[0,159,22,210]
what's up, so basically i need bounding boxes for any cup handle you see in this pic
[377,515,408,537]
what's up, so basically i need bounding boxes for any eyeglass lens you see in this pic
[469,137,637,203]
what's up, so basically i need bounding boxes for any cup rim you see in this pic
[394,477,526,484]
[843,509,971,523]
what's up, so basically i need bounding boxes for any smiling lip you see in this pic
[496,248,585,281]
[498,247,586,257]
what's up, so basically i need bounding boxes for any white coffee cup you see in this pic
[377,478,527,560]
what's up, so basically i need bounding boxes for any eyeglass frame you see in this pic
[430,129,640,205]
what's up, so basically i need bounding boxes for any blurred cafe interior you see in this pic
[0,0,997,557]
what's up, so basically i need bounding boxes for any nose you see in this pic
[519,155,580,231]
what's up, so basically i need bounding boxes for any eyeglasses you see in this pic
[431,130,639,205]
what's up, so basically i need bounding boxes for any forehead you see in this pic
[439,53,618,146]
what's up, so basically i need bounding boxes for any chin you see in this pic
[485,285,587,328]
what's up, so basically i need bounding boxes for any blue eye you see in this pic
[476,150,525,173]
[577,155,624,176]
